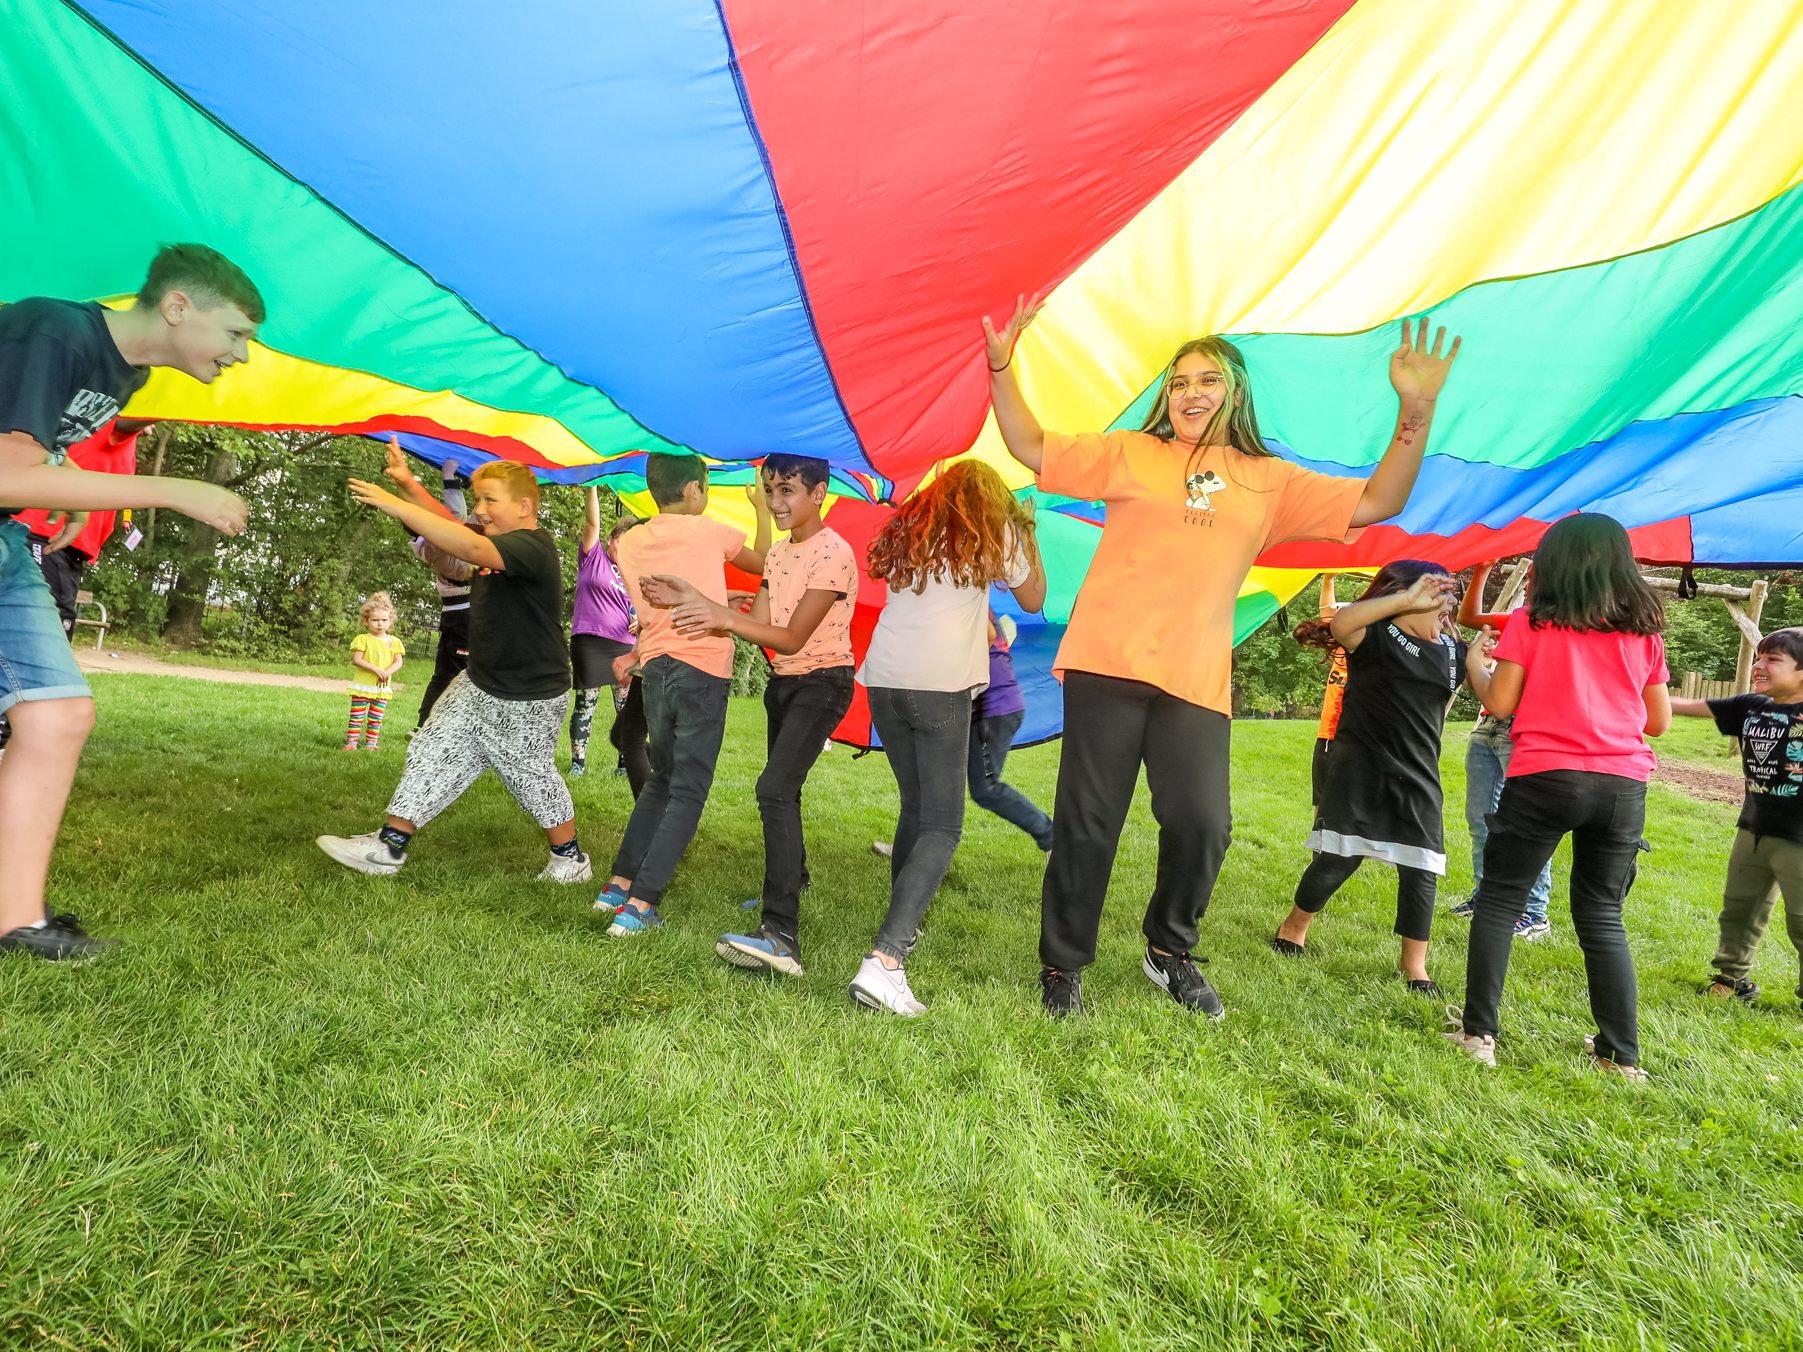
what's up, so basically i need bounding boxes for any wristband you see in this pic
[988,360,1010,373]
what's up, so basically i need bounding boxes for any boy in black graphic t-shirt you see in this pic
[0,245,263,963]
[1674,627,1803,1010]
[316,460,588,884]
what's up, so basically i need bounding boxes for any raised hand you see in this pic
[746,480,769,513]
[382,435,417,488]
[1389,317,1462,403]
[981,291,1045,372]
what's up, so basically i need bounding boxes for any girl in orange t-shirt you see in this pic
[983,297,1461,1018]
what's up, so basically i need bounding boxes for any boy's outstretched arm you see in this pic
[349,478,503,570]
[1,434,247,531]
[1669,698,1711,718]
[673,584,841,656]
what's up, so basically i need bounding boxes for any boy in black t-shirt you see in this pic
[0,245,262,963]
[1673,627,1803,1010]
[316,460,588,882]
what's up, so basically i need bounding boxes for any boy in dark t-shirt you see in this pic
[316,460,588,883]
[1674,627,1803,1010]
[0,245,262,963]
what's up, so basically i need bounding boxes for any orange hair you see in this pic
[867,461,1038,594]
[470,460,540,510]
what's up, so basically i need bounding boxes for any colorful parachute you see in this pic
[6,1,1803,742]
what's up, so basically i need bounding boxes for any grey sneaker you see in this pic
[316,831,405,876]
[1142,945,1224,1019]
[717,925,805,977]
[536,851,593,884]
[1440,1004,1497,1067]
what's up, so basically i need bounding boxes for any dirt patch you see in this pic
[76,648,350,694]
[1652,759,1744,805]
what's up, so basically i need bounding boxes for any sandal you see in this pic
[1271,936,1306,957]
[1705,975,1761,1004]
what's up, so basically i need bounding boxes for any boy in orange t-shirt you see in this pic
[597,453,770,934]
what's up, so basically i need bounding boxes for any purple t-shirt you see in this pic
[572,540,634,642]
[976,639,1026,719]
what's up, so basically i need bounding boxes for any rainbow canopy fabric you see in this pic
[6,0,1803,743]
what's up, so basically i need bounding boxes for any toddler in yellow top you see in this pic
[345,591,404,750]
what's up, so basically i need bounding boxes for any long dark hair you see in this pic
[1362,558,1453,603]
[1138,336,1274,459]
[1526,514,1663,635]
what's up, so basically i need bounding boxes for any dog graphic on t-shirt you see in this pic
[1185,470,1224,518]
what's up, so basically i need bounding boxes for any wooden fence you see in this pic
[1678,672,1735,700]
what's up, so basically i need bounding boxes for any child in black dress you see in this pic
[1273,561,1487,994]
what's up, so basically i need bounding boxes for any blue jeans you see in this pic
[610,657,730,906]
[968,710,1053,850]
[1466,721,1551,921]
[0,518,90,717]
[868,686,973,962]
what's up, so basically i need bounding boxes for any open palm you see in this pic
[1390,317,1461,402]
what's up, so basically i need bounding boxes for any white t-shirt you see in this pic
[858,544,1032,693]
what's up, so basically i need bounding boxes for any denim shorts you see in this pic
[0,517,89,715]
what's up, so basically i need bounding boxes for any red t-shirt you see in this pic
[1495,613,1669,781]
[13,423,141,559]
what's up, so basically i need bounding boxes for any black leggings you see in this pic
[1294,852,1437,942]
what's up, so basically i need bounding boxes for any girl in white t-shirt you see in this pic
[851,462,1046,1015]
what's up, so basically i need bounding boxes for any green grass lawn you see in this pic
[4,679,1801,1350]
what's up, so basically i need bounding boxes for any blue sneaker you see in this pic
[1449,899,1476,919]
[592,882,629,915]
[739,896,760,911]
[716,925,804,977]
[1512,914,1552,942]
[607,901,664,937]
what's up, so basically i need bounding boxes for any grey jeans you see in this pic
[868,686,974,961]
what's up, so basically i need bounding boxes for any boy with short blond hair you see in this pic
[316,459,588,882]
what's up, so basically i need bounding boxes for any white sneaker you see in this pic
[1440,1004,1496,1067]
[849,955,926,1016]
[870,840,893,859]
[537,851,593,883]
[316,832,405,877]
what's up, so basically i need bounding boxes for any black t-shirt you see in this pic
[1709,694,1803,843]
[465,527,571,701]
[0,299,148,516]
[1337,622,1467,786]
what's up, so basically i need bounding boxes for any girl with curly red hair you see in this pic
[850,460,1046,1015]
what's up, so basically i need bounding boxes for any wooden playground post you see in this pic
[1643,573,1769,695]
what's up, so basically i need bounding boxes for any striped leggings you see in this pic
[345,693,391,748]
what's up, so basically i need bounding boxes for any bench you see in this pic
[74,589,108,650]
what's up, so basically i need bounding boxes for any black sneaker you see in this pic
[1040,965,1083,1017]
[1,914,119,964]
[1142,945,1224,1019]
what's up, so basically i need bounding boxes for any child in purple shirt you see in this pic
[970,613,1052,850]
[568,488,642,779]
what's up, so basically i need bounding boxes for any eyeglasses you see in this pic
[1167,374,1224,395]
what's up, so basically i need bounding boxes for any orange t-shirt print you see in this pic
[1038,429,1365,717]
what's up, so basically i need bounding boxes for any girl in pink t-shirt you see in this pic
[1445,514,1671,1079]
